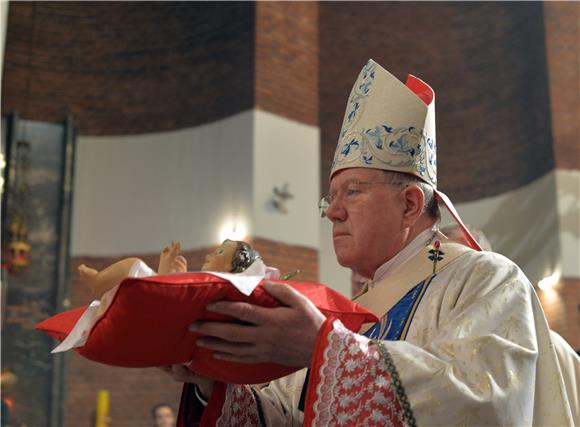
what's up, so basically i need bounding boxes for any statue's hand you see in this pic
[170,255,187,273]
[158,241,182,275]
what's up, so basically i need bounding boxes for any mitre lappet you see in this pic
[331,59,482,251]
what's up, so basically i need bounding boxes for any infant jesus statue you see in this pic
[52,239,278,353]
[78,239,261,299]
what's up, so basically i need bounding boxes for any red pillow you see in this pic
[36,273,377,384]
[38,306,88,342]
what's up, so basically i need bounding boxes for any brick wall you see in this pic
[544,2,580,170]
[2,2,255,135]
[319,2,554,201]
[65,238,317,426]
[64,354,182,427]
[538,278,579,350]
[2,2,578,421]
[541,2,579,351]
[3,1,322,134]
[250,237,318,283]
[255,2,318,126]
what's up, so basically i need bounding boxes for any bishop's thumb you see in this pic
[262,282,304,308]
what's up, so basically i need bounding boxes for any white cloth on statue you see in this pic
[550,330,580,425]
[208,233,574,426]
[52,259,279,353]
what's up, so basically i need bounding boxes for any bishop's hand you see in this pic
[157,364,215,400]
[190,282,326,368]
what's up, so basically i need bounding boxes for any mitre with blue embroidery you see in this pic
[331,59,482,251]
[331,59,437,187]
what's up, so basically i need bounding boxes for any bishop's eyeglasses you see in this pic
[318,179,405,218]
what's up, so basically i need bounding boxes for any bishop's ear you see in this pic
[401,185,425,227]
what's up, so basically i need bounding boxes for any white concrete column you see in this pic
[0,0,9,97]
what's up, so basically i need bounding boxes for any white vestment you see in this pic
[550,330,580,425]
[181,230,574,426]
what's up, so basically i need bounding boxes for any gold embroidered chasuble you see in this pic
[178,234,574,426]
[549,330,580,425]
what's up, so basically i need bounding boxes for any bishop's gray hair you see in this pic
[382,171,440,220]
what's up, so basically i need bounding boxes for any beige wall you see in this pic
[0,0,8,97]
[441,172,562,286]
[72,112,254,256]
[72,110,321,255]
[253,110,320,248]
[441,170,580,283]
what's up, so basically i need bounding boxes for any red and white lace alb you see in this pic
[216,384,260,427]
[308,319,413,427]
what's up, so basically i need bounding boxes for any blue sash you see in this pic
[363,275,435,341]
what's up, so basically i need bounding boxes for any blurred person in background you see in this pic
[151,403,175,427]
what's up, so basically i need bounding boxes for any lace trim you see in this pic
[216,384,260,427]
[312,319,412,427]
[374,340,417,427]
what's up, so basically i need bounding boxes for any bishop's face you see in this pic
[201,239,238,272]
[325,168,408,278]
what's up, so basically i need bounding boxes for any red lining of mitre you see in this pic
[405,75,434,106]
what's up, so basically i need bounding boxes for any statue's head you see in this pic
[201,239,261,273]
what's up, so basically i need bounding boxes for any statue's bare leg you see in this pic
[78,264,99,282]
[78,257,141,298]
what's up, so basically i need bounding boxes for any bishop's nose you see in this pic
[325,197,347,223]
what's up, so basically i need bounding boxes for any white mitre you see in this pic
[331,59,482,251]
[331,59,436,187]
